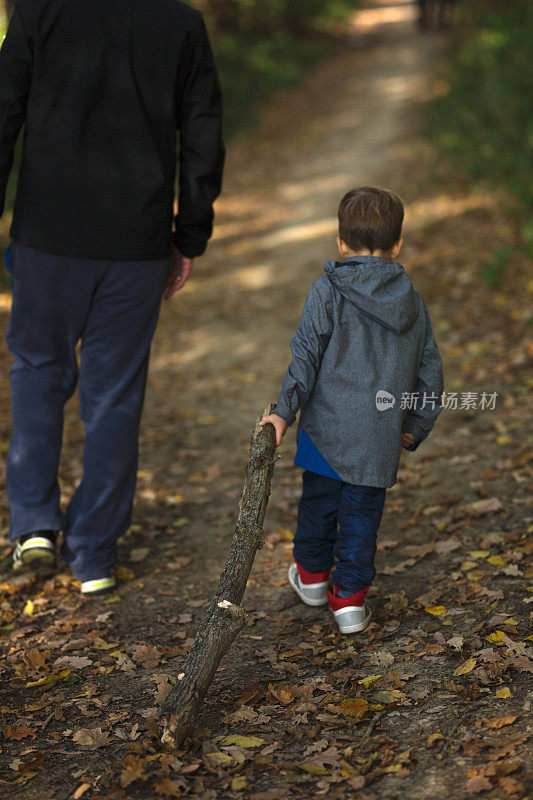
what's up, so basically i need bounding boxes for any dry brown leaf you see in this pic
[72,727,111,747]
[484,715,517,729]
[154,777,183,796]
[132,644,160,668]
[120,754,145,788]
[3,725,37,740]
[73,783,91,799]
[466,775,492,794]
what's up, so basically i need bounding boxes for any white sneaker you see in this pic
[80,576,116,596]
[328,586,372,634]
[288,562,329,607]
[12,531,57,575]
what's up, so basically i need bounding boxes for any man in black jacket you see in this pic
[0,0,224,594]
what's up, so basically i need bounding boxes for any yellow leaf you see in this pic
[25,668,70,688]
[453,658,477,677]
[496,687,511,699]
[468,550,490,559]
[340,698,368,717]
[484,715,516,729]
[357,675,383,688]
[299,764,328,775]
[198,415,218,426]
[426,732,445,747]
[466,570,484,581]
[485,630,506,645]
[425,605,447,616]
[231,777,247,792]
[497,435,512,445]
[487,555,506,566]
[115,566,134,581]
[23,599,34,616]
[459,561,478,571]
[220,735,265,748]
[502,618,518,626]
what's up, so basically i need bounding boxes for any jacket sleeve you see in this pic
[402,300,444,451]
[275,282,333,426]
[0,1,34,219]
[173,14,225,259]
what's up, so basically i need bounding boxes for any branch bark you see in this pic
[159,406,277,748]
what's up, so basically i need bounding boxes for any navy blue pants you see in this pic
[6,241,170,581]
[293,470,386,594]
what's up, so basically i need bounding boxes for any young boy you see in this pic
[261,187,443,634]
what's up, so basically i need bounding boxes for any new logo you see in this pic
[375,390,395,411]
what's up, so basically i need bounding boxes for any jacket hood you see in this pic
[323,255,419,333]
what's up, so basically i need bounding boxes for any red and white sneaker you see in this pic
[327,585,372,634]
[288,561,330,607]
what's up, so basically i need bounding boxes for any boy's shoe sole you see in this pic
[12,535,57,576]
[332,602,372,634]
[81,576,116,596]
[288,563,329,607]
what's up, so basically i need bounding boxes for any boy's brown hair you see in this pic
[338,186,404,254]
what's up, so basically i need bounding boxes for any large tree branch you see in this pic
[159,407,277,747]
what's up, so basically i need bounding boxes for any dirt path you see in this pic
[1,2,531,799]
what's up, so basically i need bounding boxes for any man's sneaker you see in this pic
[12,531,57,575]
[328,585,372,634]
[80,576,116,596]
[288,561,330,607]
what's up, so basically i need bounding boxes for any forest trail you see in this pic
[1,2,530,799]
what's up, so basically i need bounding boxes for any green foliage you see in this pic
[428,0,533,208]
[479,245,514,288]
[194,0,353,35]
[190,0,358,137]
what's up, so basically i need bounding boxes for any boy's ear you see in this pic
[337,236,348,256]
[391,237,403,258]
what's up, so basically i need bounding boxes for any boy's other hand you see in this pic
[401,432,414,449]
[260,413,288,447]
[164,247,194,299]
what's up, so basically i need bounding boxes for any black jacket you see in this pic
[0,0,225,260]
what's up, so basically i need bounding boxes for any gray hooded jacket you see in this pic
[275,256,444,488]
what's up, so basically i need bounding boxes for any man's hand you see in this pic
[164,247,194,299]
[260,413,288,447]
[401,432,414,449]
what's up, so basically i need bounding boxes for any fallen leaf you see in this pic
[453,658,477,676]
[447,636,464,650]
[484,715,517,729]
[23,649,48,670]
[425,605,447,616]
[120,754,145,787]
[132,644,160,668]
[469,497,503,516]
[220,735,265,747]
[73,783,91,799]
[495,687,511,699]
[427,732,445,747]
[3,725,37,740]
[340,698,368,717]
[154,777,183,796]
[25,668,70,688]
[53,655,93,669]
[466,775,492,794]
[203,751,236,772]
[485,631,506,645]
[72,727,111,747]
[23,599,34,616]
[357,675,383,688]
[129,547,150,562]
